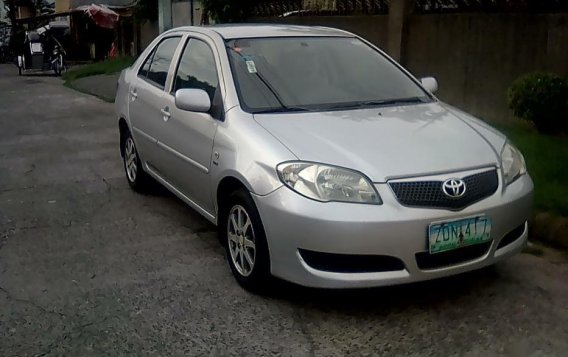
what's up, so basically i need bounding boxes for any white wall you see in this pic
[0,0,7,22]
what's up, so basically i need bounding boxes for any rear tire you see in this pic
[122,129,152,193]
[220,189,272,293]
[55,55,64,76]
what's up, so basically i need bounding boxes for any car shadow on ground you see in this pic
[264,266,501,310]
[141,179,504,311]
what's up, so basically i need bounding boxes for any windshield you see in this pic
[226,37,432,113]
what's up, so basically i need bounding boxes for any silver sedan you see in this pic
[115,25,533,291]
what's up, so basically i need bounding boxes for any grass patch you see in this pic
[499,124,568,216]
[63,57,135,82]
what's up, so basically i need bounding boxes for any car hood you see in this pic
[254,102,506,182]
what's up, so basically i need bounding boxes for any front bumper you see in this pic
[253,173,533,288]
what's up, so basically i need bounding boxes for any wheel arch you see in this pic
[216,175,251,220]
[118,117,129,158]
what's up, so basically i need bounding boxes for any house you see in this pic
[0,0,7,21]
[157,0,202,33]
[54,0,135,58]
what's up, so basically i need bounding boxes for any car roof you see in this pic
[172,24,354,40]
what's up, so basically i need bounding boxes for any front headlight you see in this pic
[501,142,527,185]
[277,162,382,204]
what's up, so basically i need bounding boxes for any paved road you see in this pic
[1,65,567,356]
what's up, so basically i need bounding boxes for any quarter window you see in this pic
[139,37,181,88]
[173,39,219,100]
[138,47,156,78]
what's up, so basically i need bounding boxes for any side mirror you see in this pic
[175,88,211,113]
[421,77,438,94]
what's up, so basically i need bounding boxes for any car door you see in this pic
[128,36,182,174]
[158,35,221,214]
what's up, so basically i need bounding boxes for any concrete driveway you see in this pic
[1,64,567,356]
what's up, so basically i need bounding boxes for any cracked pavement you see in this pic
[1,65,568,356]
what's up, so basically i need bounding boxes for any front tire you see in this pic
[221,189,271,292]
[122,130,151,192]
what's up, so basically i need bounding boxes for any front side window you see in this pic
[140,36,181,88]
[226,37,431,113]
[173,38,219,101]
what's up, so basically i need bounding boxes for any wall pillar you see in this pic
[158,0,172,33]
[387,0,414,63]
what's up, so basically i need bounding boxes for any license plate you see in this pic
[428,216,492,254]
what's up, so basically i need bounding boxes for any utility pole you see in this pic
[158,0,172,33]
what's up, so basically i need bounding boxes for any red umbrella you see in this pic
[79,4,119,29]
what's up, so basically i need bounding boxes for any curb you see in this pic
[531,212,568,250]
[64,80,115,103]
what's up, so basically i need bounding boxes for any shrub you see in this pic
[507,72,568,134]
[62,57,135,82]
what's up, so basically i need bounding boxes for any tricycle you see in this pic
[17,25,66,76]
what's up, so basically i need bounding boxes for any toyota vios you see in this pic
[115,25,533,291]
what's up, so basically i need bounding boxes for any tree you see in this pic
[200,0,258,23]
[34,0,54,16]
[3,0,54,50]
[3,0,18,47]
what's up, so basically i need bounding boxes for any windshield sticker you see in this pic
[246,60,257,74]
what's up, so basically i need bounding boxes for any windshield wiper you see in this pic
[229,47,310,114]
[253,106,314,114]
[326,97,429,110]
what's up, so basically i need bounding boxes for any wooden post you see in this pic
[387,0,414,63]
[190,0,194,26]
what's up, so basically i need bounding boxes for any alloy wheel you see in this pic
[227,205,256,277]
[124,137,138,182]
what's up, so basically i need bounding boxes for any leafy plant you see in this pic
[200,0,257,23]
[507,72,568,134]
[62,57,135,82]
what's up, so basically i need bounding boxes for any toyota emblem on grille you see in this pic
[442,178,467,199]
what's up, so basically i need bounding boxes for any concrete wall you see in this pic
[255,15,389,48]
[255,13,568,124]
[404,14,568,123]
[140,20,159,51]
[55,0,70,12]
[172,1,204,27]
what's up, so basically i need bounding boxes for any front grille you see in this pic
[299,249,405,273]
[389,169,499,210]
[497,223,526,249]
[415,242,492,270]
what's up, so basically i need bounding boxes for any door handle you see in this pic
[161,107,171,121]
[130,89,138,100]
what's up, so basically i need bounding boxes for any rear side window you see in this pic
[138,47,156,78]
[139,36,181,88]
[173,38,219,100]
